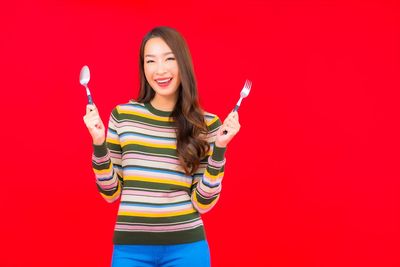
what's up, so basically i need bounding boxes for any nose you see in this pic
[155,61,167,75]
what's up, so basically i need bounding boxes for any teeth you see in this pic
[157,78,171,83]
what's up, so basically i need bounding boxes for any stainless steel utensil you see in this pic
[223,79,252,134]
[79,65,93,104]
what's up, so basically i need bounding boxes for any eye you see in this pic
[166,57,176,61]
[146,60,155,64]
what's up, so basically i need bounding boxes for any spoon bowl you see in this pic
[79,65,93,104]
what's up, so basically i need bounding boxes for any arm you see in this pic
[92,107,123,203]
[191,116,227,214]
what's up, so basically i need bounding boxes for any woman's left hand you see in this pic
[215,111,241,148]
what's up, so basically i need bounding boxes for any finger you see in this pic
[229,111,238,119]
[96,122,104,130]
[86,113,101,121]
[226,112,239,124]
[229,113,239,123]
[226,117,237,125]
[219,125,228,135]
[230,119,240,129]
[229,121,240,132]
[83,115,96,125]
[221,125,236,136]
[86,121,96,129]
[223,116,233,126]
[84,115,96,127]
[86,122,96,131]
[86,104,97,114]
[225,126,238,136]
[227,121,238,130]
[226,118,239,129]
[93,119,103,128]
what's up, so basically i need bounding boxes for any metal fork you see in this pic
[233,79,252,112]
[223,79,252,134]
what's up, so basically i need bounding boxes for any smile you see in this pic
[155,78,173,87]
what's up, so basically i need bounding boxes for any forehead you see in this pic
[144,37,173,56]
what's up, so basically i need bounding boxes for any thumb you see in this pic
[86,104,97,114]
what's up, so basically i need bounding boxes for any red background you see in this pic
[1,0,400,266]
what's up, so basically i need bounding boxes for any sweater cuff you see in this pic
[93,142,108,157]
[211,145,226,162]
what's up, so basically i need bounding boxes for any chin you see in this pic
[154,86,179,97]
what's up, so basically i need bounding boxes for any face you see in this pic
[144,37,181,100]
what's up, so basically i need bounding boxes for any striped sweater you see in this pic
[92,100,226,245]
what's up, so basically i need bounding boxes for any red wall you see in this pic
[1,0,399,266]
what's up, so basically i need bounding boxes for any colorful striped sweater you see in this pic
[92,100,226,245]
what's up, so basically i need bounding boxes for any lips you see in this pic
[155,77,173,88]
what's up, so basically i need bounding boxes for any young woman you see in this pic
[83,26,240,267]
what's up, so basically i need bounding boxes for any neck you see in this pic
[151,94,178,112]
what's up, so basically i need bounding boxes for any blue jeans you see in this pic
[111,240,211,267]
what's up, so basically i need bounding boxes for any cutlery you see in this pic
[223,79,252,134]
[79,65,93,104]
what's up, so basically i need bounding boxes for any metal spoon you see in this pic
[79,65,93,104]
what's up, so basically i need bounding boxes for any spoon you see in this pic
[79,65,93,104]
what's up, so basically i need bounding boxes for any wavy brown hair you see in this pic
[137,26,210,175]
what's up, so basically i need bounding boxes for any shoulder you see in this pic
[111,100,147,116]
[203,110,222,132]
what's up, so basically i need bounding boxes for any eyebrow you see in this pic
[145,52,174,58]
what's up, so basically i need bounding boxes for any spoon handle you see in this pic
[88,94,93,105]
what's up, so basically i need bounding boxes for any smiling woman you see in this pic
[82,26,241,267]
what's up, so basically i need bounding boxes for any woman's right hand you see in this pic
[83,104,106,145]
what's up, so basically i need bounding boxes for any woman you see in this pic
[83,26,240,267]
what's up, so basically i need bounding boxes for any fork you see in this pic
[223,79,252,134]
[233,79,252,112]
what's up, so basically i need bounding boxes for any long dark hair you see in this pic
[137,26,210,175]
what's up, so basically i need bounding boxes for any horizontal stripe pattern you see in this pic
[115,219,203,232]
[92,100,226,244]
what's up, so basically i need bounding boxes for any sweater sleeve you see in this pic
[92,107,123,203]
[191,115,227,214]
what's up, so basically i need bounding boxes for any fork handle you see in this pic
[223,105,240,134]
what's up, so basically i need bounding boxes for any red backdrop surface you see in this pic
[1,0,400,266]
